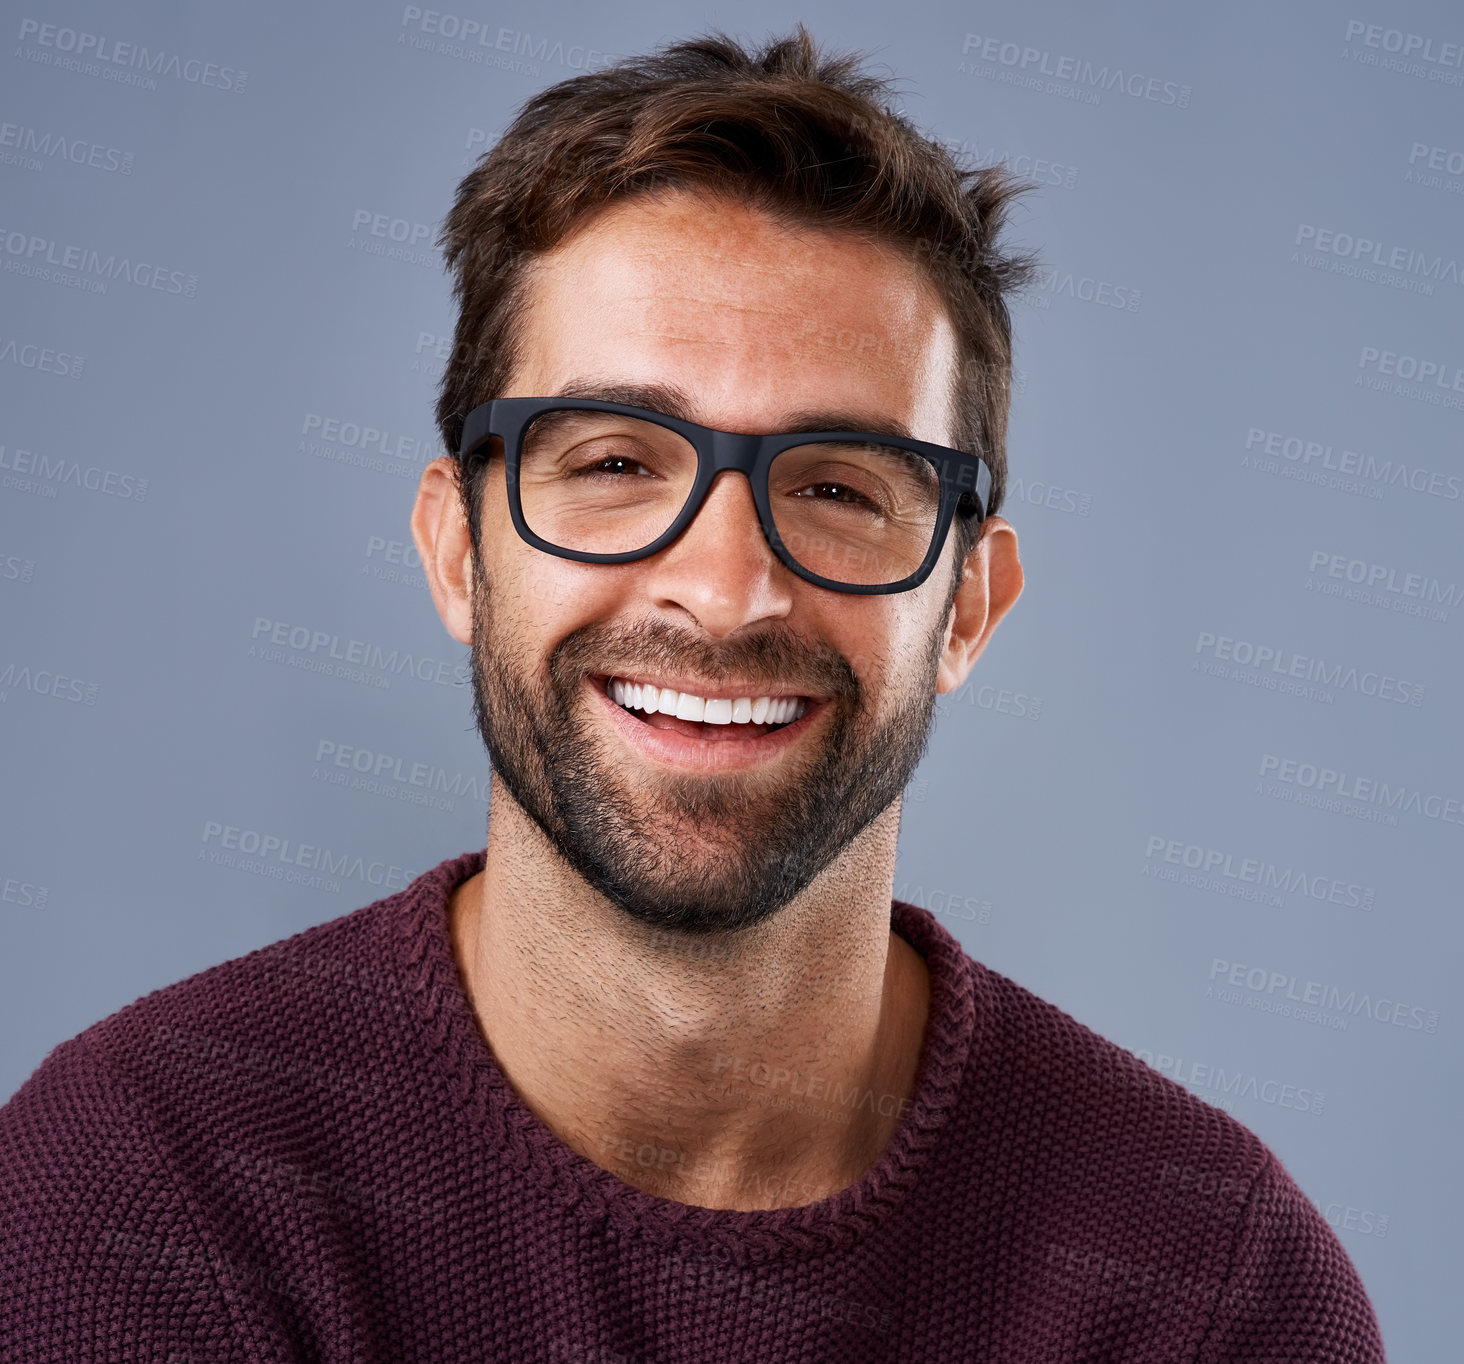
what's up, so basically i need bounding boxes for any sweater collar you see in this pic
[396,848,980,1263]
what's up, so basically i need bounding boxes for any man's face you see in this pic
[458,191,980,936]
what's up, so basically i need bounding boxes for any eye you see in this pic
[562,442,662,478]
[793,481,881,512]
[582,455,653,477]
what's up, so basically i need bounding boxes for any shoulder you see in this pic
[960,956,1278,1221]
[0,1030,291,1357]
[0,856,475,1358]
[1191,1151,1387,1361]
[1,849,477,1182]
[893,900,1278,1206]
[69,888,410,1108]
[0,875,397,1192]
[18,849,482,1111]
[950,954,1385,1358]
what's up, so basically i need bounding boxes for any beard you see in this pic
[468,556,955,938]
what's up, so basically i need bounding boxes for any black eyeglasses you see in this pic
[458,397,992,595]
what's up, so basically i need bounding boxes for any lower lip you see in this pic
[589,678,826,773]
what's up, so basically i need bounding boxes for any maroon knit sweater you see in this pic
[1,849,1385,1362]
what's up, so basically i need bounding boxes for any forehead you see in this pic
[509,191,960,441]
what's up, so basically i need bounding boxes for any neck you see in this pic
[448,778,932,1211]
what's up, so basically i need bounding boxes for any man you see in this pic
[0,28,1385,1363]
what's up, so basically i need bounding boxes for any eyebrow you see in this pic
[549,378,919,442]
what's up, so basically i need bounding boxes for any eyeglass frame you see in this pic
[457,396,993,596]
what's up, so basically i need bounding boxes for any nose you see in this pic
[639,469,795,637]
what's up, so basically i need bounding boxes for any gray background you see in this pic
[2,0,1459,1355]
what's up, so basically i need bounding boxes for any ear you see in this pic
[410,457,476,647]
[934,515,1023,695]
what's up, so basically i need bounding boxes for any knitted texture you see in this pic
[0,849,1386,1362]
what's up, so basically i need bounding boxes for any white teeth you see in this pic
[606,678,809,727]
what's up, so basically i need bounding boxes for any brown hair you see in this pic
[436,26,1038,574]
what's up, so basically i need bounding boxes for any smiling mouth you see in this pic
[599,675,809,737]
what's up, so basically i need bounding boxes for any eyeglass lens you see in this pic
[516,408,942,587]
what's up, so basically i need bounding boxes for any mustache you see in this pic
[547,617,860,704]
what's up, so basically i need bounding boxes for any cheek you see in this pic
[846,606,946,703]
[474,474,580,621]
[501,556,584,616]
[823,610,903,698]
[483,544,627,656]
